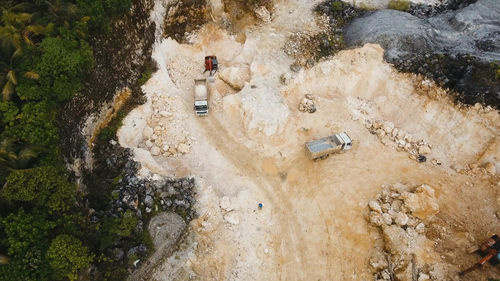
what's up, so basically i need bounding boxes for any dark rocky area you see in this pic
[409,0,478,18]
[85,136,196,277]
[344,0,500,108]
[55,0,198,277]
[60,0,156,162]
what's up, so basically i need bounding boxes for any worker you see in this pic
[204,55,218,76]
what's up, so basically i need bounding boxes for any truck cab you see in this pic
[194,100,208,116]
[194,79,209,116]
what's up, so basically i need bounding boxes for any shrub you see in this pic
[47,235,93,281]
[387,0,410,11]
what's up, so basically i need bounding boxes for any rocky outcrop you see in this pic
[364,118,438,164]
[345,0,500,62]
[367,183,441,281]
[345,0,500,108]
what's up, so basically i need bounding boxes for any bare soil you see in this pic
[117,0,500,280]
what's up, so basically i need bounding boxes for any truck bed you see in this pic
[305,133,351,160]
[194,79,207,101]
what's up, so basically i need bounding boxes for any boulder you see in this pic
[150,146,161,156]
[369,212,385,226]
[145,140,154,148]
[143,126,154,138]
[224,212,240,225]
[254,6,271,23]
[219,66,251,90]
[418,273,430,281]
[382,213,393,225]
[382,225,410,256]
[382,121,394,134]
[219,196,235,212]
[372,120,382,129]
[402,185,439,220]
[369,251,388,271]
[418,145,431,155]
[415,223,425,234]
[395,212,409,226]
[144,195,154,208]
[177,143,190,154]
[369,200,382,213]
[483,162,496,175]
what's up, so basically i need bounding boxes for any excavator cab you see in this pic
[204,56,218,76]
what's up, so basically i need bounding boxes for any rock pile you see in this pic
[92,161,196,221]
[298,94,317,113]
[367,183,440,281]
[140,95,194,157]
[88,138,196,270]
[364,119,434,163]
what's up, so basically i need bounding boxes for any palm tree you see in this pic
[0,254,8,264]
[0,139,44,172]
[0,3,44,101]
[45,0,78,24]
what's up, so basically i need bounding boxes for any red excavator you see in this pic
[459,234,500,276]
[204,55,218,76]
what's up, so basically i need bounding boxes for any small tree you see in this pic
[47,234,93,281]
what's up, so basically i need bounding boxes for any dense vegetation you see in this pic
[0,0,133,280]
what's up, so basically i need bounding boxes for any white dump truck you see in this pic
[194,78,209,116]
[305,132,352,160]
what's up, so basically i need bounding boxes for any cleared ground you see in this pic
[118,1,500,280]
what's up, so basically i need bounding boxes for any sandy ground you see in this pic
[117,0,500,280]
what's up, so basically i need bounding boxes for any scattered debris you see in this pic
[364,118,436,163]
[139,94,194,157]
[367,183,440,281]
[298,94,317,113]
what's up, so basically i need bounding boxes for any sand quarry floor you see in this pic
[117,0,500,280]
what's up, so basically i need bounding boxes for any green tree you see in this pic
[1,101,58,146]
[16,37,93,102]
[0,209,55,281]
[77,0,131,33]
[1,165,76,213]
[0,100,17,127]
[47,234,93,281]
